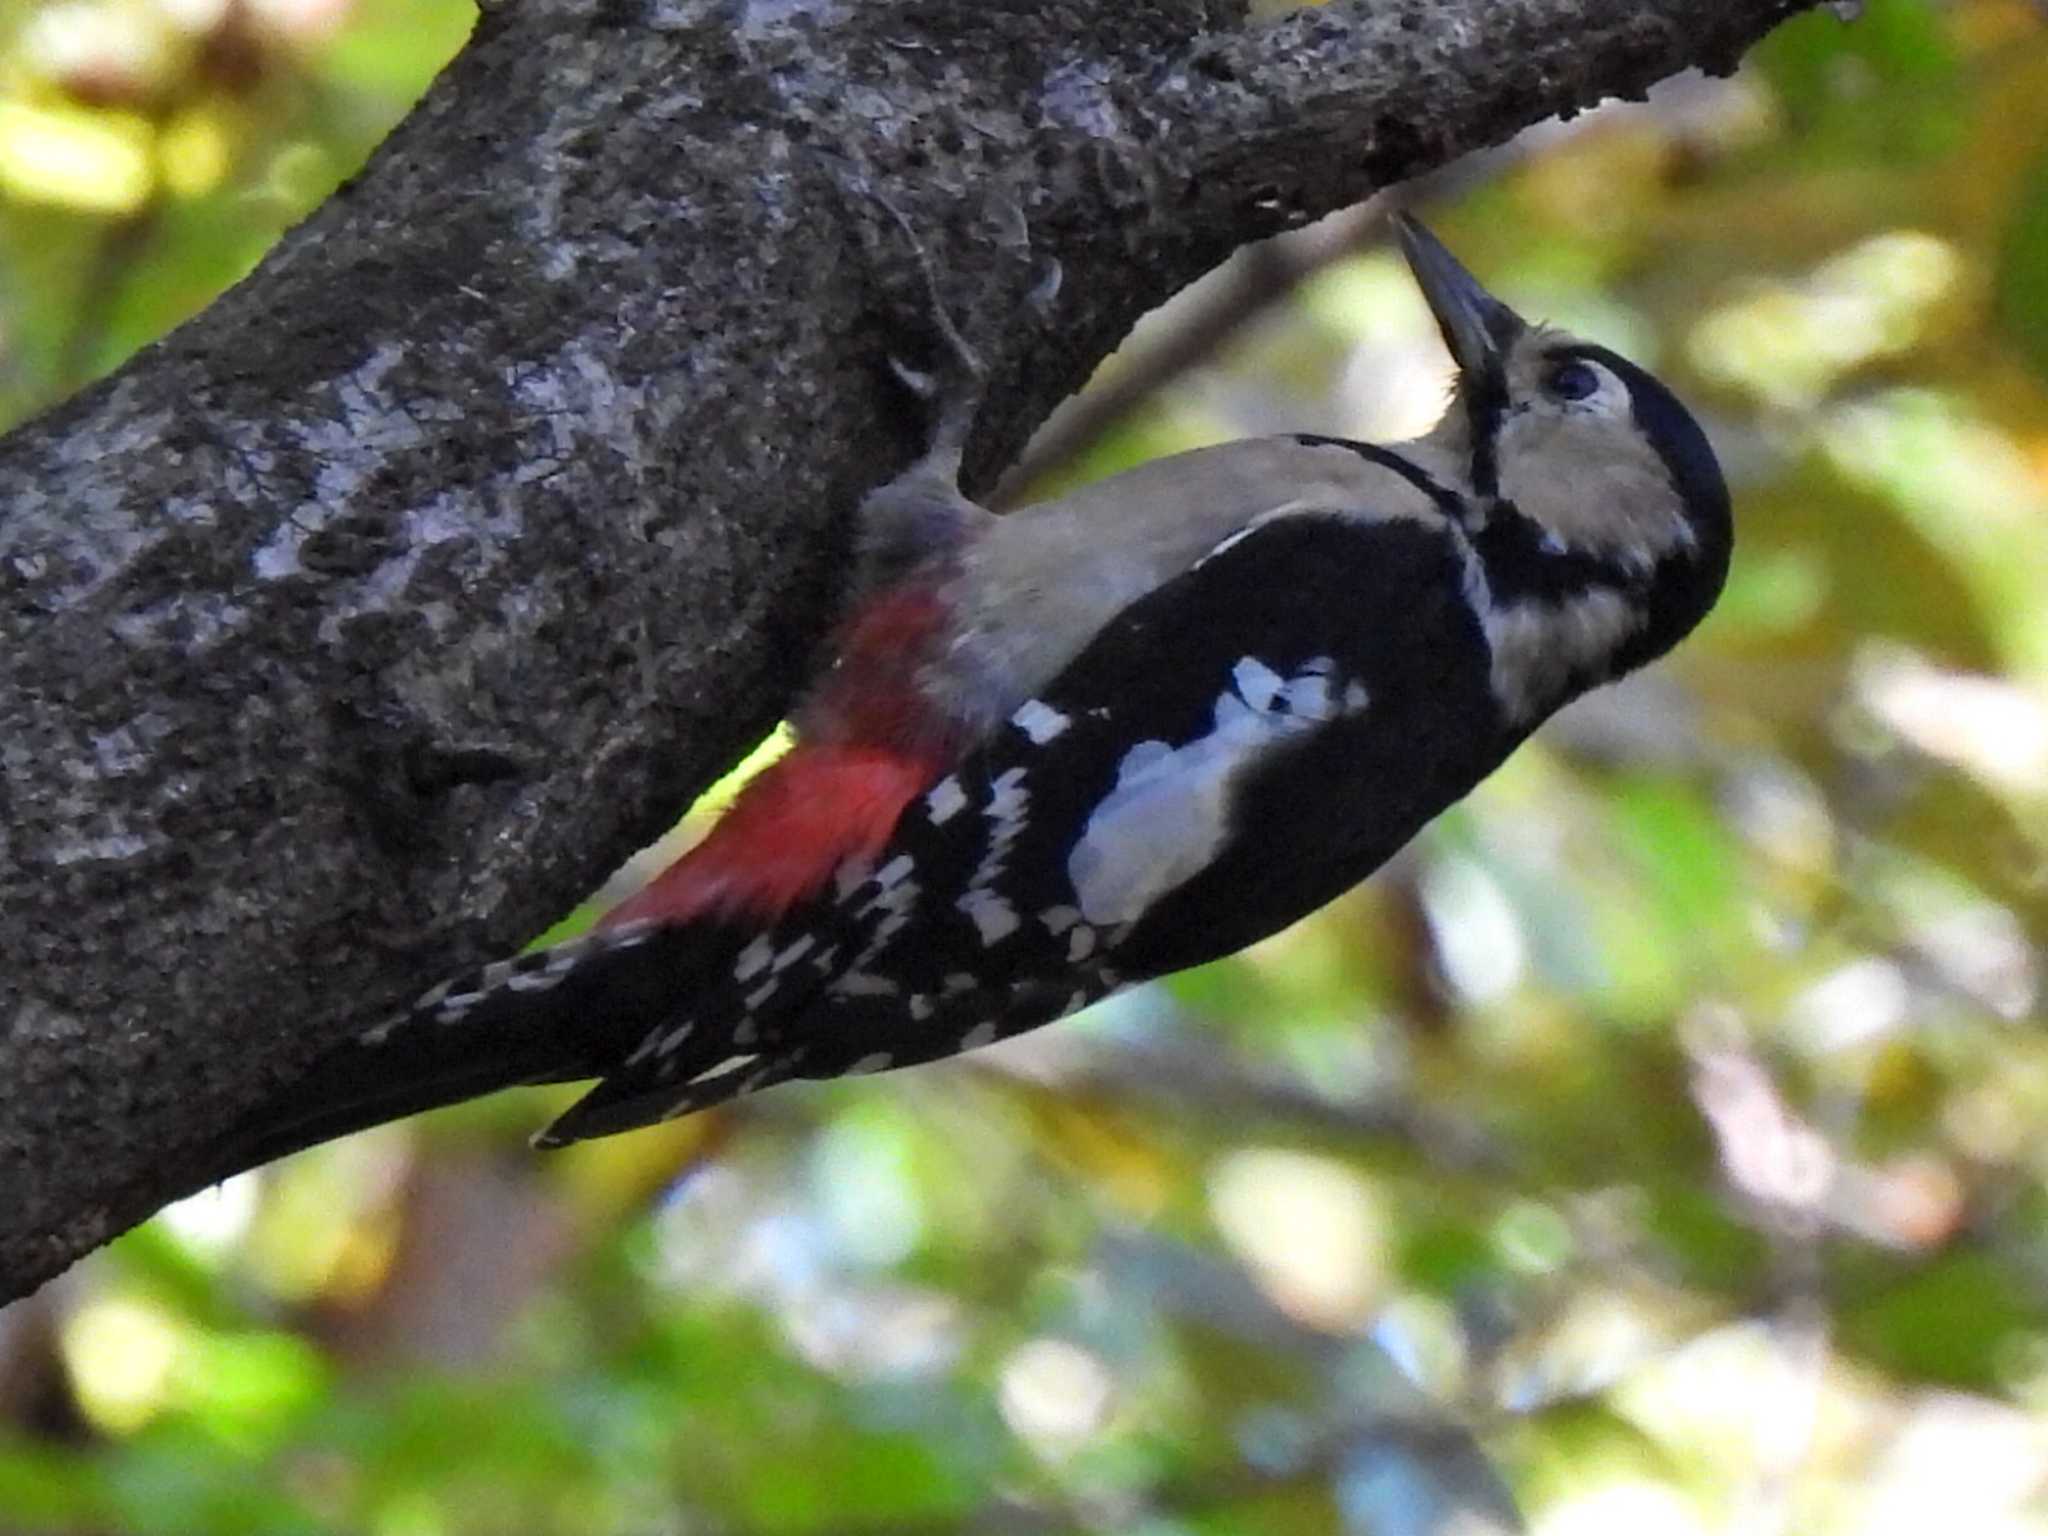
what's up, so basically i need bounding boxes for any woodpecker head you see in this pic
[1394,214,1731,676]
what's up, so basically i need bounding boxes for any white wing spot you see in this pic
[909,994,934,1021]
[836,969,903,998]
[1067,924,1097,962]
[874,854,917,890]
[954,767,1031,942]
[959,1022,999,1051]
[688,1053,761,1086]
[847,1052,894,1075]
[624,1019,693,1067]
[745,979,779,1011]
[1039,904,1082,935]
[1067,658,1346,925]
[925,775,969,825]
[958,888,1021,946]
[1012,699,1071,744]
[506,968,565,994]
[608,919,657,947]
[360,1014,402,1046]
[1231,656,1285,711]
[942,973,978,995]
[732,933,776,981]
[1063,990,1091,1015]
[843,869,921,979]
[989,767,1028,817]
[1275,657,1342,720]
[414,978,454,1011]
[773,934,816,972]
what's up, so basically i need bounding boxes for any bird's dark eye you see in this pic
[1545,359,1600,402]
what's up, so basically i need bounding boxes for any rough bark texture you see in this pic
[0,0,1819,1302]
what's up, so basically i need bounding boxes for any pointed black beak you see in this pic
[1393,213,1526,386]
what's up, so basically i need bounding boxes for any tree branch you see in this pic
[0,0,1821,1303]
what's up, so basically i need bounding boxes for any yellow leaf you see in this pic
[0,99,154,213]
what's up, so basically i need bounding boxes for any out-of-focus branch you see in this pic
[982,1030,1513,1177]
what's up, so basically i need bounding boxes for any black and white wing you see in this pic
[542,507,1513,1144]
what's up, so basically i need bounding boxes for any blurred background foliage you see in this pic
[5,0,2048,1532]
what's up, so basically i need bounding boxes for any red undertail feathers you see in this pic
[603,579,962,929]
[599,743,945,929]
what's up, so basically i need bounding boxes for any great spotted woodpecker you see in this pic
[239,216,1730,1166]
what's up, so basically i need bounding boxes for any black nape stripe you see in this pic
[1468,510,1617,603]
[1291,434,1466,518]
[1461,373,1509,501]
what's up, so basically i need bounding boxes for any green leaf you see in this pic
[1999,143,2048,387]
[1836,1249,2040,1389]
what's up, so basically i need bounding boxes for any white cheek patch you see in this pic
[1067,656,1364,926]
[1494,418,1693,567]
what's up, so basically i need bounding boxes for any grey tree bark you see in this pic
[0,0,1819,1303]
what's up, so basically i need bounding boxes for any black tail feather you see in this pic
[208,924,730,1181]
